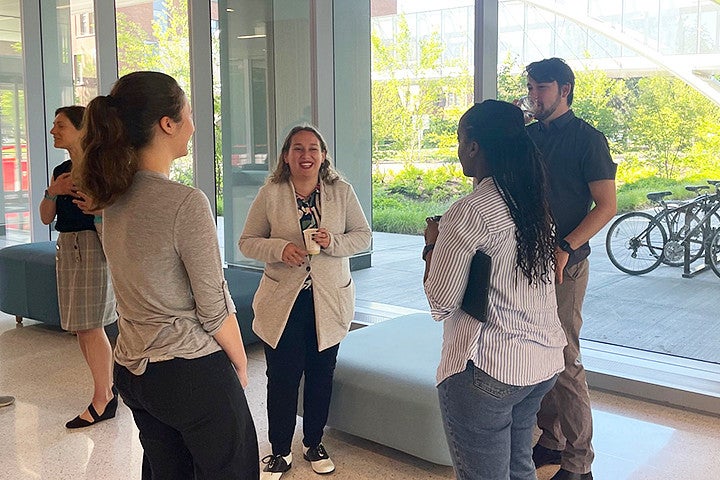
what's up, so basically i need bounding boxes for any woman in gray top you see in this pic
[74,71,259,480]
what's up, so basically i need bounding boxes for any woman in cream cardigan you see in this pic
[239,125,371,478]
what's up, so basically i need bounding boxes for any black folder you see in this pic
[461,250,492,322]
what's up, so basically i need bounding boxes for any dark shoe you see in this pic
[0,395,15,407]
[260,453,292,479]
[303,443,335,474]
[65,389,118,429]
[550,468,593,480]
[533,443,562,468]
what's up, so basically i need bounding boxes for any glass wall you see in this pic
[0,0,27,246]
[39,0,100,239]
[214,0,311,267]
[496,0,720,368]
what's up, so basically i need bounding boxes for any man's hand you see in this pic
[281,243,308,267]
[555,248,569,284]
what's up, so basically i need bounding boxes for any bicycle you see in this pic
[605,181,720,276]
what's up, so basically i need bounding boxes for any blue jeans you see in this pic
[438,361,557,480]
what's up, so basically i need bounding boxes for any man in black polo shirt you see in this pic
[525,58,617,480]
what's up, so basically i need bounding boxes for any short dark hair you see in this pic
[54,106,85,130]
[525,57,575,106]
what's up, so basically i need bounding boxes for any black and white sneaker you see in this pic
[260,453,292,479]
[303,443,335,474]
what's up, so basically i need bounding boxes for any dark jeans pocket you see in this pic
[472,365,522,399]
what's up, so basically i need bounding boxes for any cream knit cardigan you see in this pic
[238,179,371,350]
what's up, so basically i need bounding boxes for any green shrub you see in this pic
[376,163,472,202]
[372,164,470,233]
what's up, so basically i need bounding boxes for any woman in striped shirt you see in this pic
[423,100,567,480]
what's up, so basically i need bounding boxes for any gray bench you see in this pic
[325,312,452,465]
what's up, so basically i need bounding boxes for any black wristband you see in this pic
[558,238,574,255]
[422,243,435,261]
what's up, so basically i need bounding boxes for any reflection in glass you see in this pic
[214,0,311,266]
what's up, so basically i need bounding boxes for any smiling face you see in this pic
[526,77,570,123]
[283,130,326,182]
[50,113,82,151]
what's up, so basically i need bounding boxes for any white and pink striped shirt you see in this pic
[424,177,566,386]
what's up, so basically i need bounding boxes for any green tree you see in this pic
[627,76,717,178]
[371,16,445,162]
[496,53,525,103]
[116,11,154,76]
[573,68,630,149]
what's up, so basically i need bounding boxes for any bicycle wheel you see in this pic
[606,212,667,275]
[709,228,720,279]
[661,210,704,266]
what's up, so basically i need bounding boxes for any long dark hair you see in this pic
[460,100,556,284]
[74,71,186,209]
[268,125,340,185]
[55,106,85,129]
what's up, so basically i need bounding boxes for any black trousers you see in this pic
[114,351,259,480]
[264,288,340,456]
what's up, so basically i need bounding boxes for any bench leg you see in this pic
[15,315,22,324]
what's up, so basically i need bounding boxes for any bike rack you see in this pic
[682,211,714,278]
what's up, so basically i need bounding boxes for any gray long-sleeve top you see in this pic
[103,170,235,375]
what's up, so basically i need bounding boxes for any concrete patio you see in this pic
[353,229,720,365]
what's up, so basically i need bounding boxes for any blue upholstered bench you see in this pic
[0,241,61,326]
[224,266,262,345]
[324,312,452,465]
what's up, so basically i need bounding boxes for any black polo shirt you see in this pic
[52,160,95,233]
[527,110,616,261]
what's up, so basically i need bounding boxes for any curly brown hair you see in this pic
[268,125,340,185]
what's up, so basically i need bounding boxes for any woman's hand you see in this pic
[48,172,76,197]
[313,228,331,249]
[73,190,102,216]
[424,216,441,245]
[235,364,249,389]
[282,243,308,267]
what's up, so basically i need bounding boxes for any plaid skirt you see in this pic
[56,230,116,332]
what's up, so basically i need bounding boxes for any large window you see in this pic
[497,0,720,368]
[0,1,27,247]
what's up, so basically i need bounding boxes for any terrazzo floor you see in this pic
[1,311,720,479]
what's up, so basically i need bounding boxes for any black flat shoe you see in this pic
[66,390,118,429]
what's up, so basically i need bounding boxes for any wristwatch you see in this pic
[44,189,57,201]
[558,238,574,255]
[422,243,435,261]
